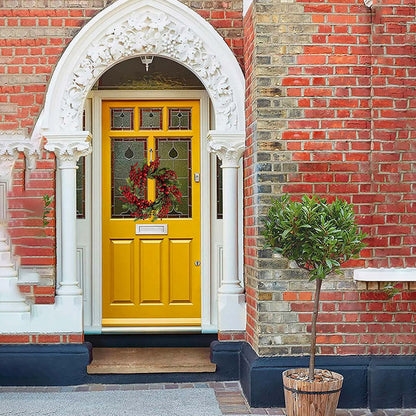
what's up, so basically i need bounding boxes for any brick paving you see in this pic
[0,382,414,415]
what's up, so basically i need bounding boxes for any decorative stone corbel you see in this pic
[0,133,39,187]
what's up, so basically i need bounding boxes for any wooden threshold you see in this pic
[87,347,217,374]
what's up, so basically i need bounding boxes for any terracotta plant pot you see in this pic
[283,368,343,416]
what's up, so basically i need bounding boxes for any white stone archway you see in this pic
[1,0,246,333]
[37,0,245,135]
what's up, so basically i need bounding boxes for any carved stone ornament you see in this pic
[208,136,245,168]
[44,134,92,169]
[61,11,237,131]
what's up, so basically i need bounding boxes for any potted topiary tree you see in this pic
[262,195,367,416]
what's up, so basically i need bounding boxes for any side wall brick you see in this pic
[245,0,416,356]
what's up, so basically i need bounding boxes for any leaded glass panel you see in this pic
[156,138,192,218]
[139,108,163,130]
[111,138,147,217]
[76,157,85,219]
[216,157,223,219]
[168,108,191,130]
[111,108,134,130]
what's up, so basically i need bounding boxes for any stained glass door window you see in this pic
[156,138,192,218]
[111,138,147,217]
[76,157,85,218]
[168,108,191,130]
[111,108,134,130]
[140,108,163,130]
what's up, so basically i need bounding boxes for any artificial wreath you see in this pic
[118,158,182,220]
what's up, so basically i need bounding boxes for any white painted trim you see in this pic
[78,97,93,326]
[100,326,202,334]
[0,182,7,221]
[0,295,83,333]
[84,89,214,334]
[200,93,212,332]
[354,268,416,281]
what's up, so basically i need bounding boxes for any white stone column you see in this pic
[208,131,246,331]
[44,132,92,296]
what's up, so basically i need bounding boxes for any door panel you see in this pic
[139,239,163,304]
[110,239,134,305]
[169,239,192,303]
[102,100,201,327]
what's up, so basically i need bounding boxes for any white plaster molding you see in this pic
[243,0,253,15]
[0,295,83,333]
[36,0,245,135]
[218,294,246,331]
[60,12,237,130]
[0,180,30,313]
[44,132,92,168]
[208,129,245,333]
[0,134,38,184]
[354,268,416,281]
[207,131,246,168]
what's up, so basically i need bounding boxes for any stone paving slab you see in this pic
[0,387,221,416]
[0,381,414,415]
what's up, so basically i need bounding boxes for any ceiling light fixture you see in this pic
[140,55,154,72]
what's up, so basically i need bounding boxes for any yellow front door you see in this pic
[102,100,201,327]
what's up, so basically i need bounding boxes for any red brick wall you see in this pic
[0,334,83,344]
[243,0,416,356]
[0,2,243,134]
[285,287,416,355]
[282,0,416,269]
[8,150,56,268]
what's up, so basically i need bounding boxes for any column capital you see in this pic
[44,131,92,168]
[207,130,245,168]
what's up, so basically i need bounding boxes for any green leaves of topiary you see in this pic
[263,195,367,281]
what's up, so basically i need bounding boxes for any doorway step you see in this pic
[87,347,216,374]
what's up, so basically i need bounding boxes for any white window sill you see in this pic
[353,268,416,282]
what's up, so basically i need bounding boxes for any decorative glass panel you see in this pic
[168,108,191,130]
[111,108,134,130]
[111,138,147,218]
[76,157,85,219]
[156,138,192,218]
[77,109,86,219]
[139,108,163,130]
[216,157,223,220]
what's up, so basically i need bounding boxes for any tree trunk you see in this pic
[309,278,323,381]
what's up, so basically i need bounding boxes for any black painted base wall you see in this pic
[85,333,217,348]
[0,339,236,387]
[1,340,415,411]
[0,344,92,386]
[211,341,416,410]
